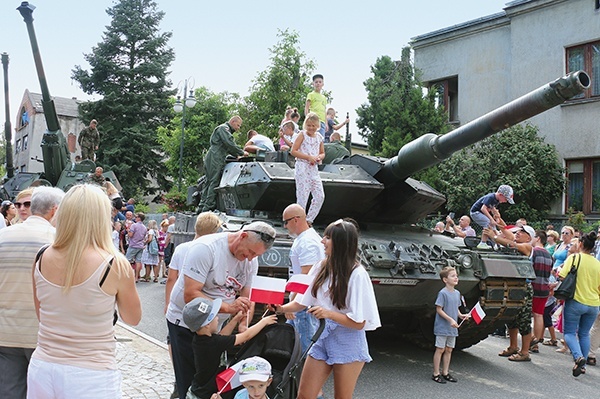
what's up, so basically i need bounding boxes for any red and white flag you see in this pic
[250,276,286,305]
[216,360,243,393]
[285,274,314,294]
[470,302,486,325]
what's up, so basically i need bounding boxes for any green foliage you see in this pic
[0,136,6,178]
[161,189,189,212]
[71,0,175,198]
[566,209,587,233]
[356,47,450,157]
[157,87,239,188]
[241,29,316,139]
[439,123,566,223]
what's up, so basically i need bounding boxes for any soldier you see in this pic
[78,119,100,161]
[322,132,350,164]
[88,166,106,186]
[199,116,249,212]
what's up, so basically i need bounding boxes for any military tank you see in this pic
[0,2,121,200]
[173,70,589,348]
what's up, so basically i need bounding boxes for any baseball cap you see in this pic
[238,356,272,383]
[497,185,515,204]
[517,225,536,238]
[182,297,222,332]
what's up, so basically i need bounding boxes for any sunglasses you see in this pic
[14,201,31,209]
[245,229,275,245]
[283,216,299,226]
[561,231,571,235]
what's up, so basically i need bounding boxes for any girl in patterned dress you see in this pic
[291,112,325,224]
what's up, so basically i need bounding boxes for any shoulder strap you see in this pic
[35,244,51,272]
[99,256,115,288]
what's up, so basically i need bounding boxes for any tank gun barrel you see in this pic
[18,2,70,186]
[377,71,590,185]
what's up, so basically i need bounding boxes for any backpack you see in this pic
[147,230,159,255]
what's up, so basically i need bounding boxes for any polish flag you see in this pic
[285,274,314,294]
[250,276,287,305]
[216,360,243,393]
[470,302,486,325]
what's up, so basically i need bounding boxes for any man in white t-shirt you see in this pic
[282,203,325,352]
[166,221,276,398]
[244,130,275,153]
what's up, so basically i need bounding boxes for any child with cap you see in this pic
[469,184,514,250]
[183,297,277,399]
[233,356,273,399]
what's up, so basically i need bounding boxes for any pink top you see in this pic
[32,257,118,370]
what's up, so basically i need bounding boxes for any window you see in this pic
[596,0,600,10]
[22,135,28,150]
[15,139,21,153]
[19,107,29,129]
[566,41,600,99]
[566,159,600,213]
[430,77,459,123]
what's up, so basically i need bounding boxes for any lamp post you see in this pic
[173,78,196,191]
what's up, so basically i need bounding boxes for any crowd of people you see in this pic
[433,184,600,382]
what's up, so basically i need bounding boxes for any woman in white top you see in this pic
[28,184,141,399]
[275,218,380,399]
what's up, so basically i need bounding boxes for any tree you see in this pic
[241,29,316,137]
[71,0,175,197]
[439,123,566,223]
[157,87,240,188]
[356,47,449,157]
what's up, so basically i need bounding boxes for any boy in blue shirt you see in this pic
[470,184,514,250]
[432,266,469,383]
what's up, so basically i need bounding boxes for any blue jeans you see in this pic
[563,299,599,361]
[288,308,319,353]
[318,121,326,138]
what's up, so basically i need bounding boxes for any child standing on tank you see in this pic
[470,184,515,250]
[432,266,469,384]
[291,112,325,224]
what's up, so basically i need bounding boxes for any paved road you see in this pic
[132,280,600,398]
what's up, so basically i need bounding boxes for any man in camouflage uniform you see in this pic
[323,132,350,164]
[88,166,106,186]
[78,119,100,161]
[199,116,248,212]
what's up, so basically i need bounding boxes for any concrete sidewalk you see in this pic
[116,322,176,399]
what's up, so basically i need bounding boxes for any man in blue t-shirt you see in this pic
[470,184,514,250]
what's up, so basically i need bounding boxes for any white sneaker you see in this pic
[476,242,492,250]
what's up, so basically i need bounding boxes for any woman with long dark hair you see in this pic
[559,231,600,377]
[275,218,380,398]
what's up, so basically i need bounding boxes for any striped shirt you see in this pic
[0,216,55,348]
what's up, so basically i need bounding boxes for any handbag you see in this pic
[554,254,580,300]
[147,230,159,255]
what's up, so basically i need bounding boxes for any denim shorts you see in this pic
[125,246,144,263]
[309,319,372,365]
[470,211,491,229]
[435,335,456,349]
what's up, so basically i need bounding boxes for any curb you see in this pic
[116,321,168,351]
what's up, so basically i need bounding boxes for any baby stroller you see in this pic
[221,318,325,399]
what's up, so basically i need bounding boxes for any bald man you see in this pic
[199,116,249,212]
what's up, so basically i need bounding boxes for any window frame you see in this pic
[566,40,600,100]
[565,158,600,214]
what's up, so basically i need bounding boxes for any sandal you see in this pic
[573,357,586,377]
[530,344,539,353]
[442,374,457,383]
[432,374,446,384]
[586,357,596,366]
[543,339,558,346]
[529,338,541,348]
[508,352,531,362]
[499,347,519,357]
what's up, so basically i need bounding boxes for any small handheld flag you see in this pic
[249,276,286,305]
[285,274,314,294]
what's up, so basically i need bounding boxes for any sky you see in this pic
[0,0,509,144]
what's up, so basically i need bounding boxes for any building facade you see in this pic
[12,89,84,173]
[412,0,600,216]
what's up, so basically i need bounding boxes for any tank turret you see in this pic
[201,70,589,225]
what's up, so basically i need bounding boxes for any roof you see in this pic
[27,91,81,118]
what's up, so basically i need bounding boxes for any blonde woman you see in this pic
[13,187,34,223]
[554,226,575,269]
[141,219,160,282]
[27,184,141,398]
